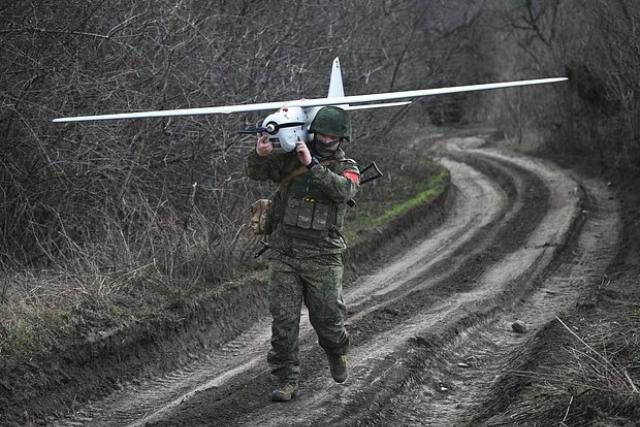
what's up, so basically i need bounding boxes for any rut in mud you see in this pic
[53,135,619,426]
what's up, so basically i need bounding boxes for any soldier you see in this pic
[246,106,359,401]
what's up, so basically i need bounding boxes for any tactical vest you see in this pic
[279,168,347,241]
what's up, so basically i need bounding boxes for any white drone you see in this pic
[53,58,567,152]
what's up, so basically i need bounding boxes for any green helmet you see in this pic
[309,106,351,141]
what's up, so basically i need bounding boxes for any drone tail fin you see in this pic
[328,57,346,98]
[307,57,349,125]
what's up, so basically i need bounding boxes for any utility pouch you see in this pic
[283,197,301,227]
[250,199,273,235]
[311,202,330,230]
[296,197,315,229]
[281,193,338,241]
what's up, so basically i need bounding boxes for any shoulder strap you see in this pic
[279,165,307,191]
[278,159,336,191]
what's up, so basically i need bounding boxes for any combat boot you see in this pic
[327,353,348,383]
[271,383,299,401]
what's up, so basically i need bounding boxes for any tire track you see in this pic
[352,175,618,426]
[151,140,569,426]
[54,155,507,426]
[55,137,598,427]
[240,143,582,427]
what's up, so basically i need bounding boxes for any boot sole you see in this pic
[332,374,348,383]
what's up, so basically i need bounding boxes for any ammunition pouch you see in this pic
[281,194,346,241]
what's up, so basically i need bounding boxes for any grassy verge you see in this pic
[345,158,448,243]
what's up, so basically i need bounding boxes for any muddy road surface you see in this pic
[54,135,619,426]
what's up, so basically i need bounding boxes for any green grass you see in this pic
[364,170,446,226]
[0,307,73,356]
[110,305,123,317]
[0,322,38,354]
[346,158,448,242]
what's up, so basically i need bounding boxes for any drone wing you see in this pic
[345,101,412,111]
[52,77,567,123]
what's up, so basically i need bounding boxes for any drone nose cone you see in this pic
[265,123,277,133]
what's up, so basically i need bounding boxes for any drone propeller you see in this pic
[238,127,270,135]
[238,121,305,135]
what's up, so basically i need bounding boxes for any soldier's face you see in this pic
[317,133,341,150]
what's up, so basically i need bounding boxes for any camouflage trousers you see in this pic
[267,253,350,384]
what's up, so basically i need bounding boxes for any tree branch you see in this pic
[0,27,110,39]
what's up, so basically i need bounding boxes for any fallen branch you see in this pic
[623,368,639,394]
[0,27,110,39]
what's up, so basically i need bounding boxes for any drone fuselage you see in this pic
[261,106,311,152]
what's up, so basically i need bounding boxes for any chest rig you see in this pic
[280,164,347,240]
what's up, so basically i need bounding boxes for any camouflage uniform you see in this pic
[246,147,358,385]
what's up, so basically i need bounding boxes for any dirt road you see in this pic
[54,134,619,426]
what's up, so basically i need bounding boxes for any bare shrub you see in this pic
[0,0,511,355]
[485,0,640,168]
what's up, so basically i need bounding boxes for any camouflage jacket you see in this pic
[246,148,359,257]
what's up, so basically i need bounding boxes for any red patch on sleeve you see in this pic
[342,171,360,184]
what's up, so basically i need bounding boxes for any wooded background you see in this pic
[1,0,637,300]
